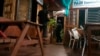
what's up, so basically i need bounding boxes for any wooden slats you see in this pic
[22,39,38,46]
[0,38,16,43]
[0,38,38,46]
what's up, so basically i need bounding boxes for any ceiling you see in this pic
[44,0,64,11]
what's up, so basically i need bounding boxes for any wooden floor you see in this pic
[0,44,100,56]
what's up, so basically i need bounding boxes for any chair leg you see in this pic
[79,39,82,49]
[81,38,86,56]
[69,39,72,47]
[72,40,75,49]
[99,43,100,48]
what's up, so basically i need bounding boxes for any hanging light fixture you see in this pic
[37,0,43,5]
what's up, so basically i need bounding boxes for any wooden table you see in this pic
[0,21,44,56]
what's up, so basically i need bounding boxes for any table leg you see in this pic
[36,26,44,56]
[11,24,30,56]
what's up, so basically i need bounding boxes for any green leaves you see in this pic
[48,18,56,27]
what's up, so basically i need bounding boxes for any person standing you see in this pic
[55,19,62,43]
[38,4,49,38]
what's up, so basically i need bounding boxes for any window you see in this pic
[85,8,100,24]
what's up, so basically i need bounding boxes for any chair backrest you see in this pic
[68,30,73,39]
[91,35,100,42]
[80,25,84,30]
[72,28,80,39]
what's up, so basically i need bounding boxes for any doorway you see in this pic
[79,9,85,27]
[55,16,64,43]
[57,17,64,28]
[0,0,4,16]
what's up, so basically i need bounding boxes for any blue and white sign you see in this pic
[73,0,100,8]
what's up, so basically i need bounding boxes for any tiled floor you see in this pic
[0,44,69,56]
[44,44,67,56]
[0,44,100,56]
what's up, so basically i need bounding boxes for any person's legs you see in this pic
[42,23,49,45]
[42,23,48,38]
[56,31,62,43]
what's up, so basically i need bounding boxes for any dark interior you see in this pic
[31,0,37,22]
[0,0,4,16]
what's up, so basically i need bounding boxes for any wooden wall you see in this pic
[2,0,41,38]
[3,0,16,20]
[3,0,30,20]
[16,0,30,20]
